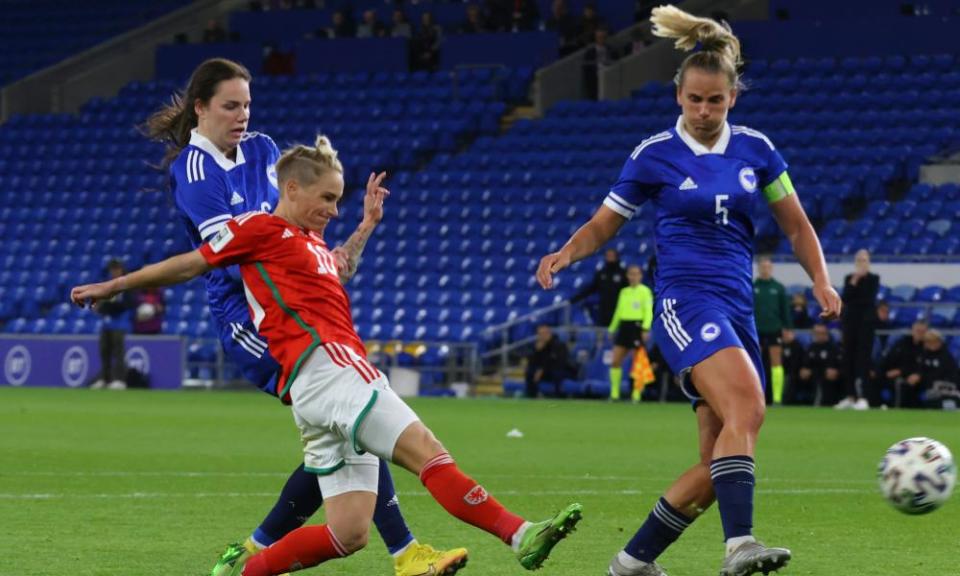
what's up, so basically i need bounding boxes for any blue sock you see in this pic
[624,497,693,563]
[710,456,756,540]
[373,458,415,555]
[252,463,323,547]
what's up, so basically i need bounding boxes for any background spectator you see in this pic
[917,329,959,409]
[874,300,893,350]
[627,27,653,55]
[132,288,165,335]
[753,256,792,405]
[799,323,843,407]
[357,9,387,38]
[582,27,618,99]
[546,0,579,56]
[202,19,228,43]
[837,248,879,410]
[780,329,805,404]
[91,259,134,390]
[790,292,814,328]
[458,4,488,34]
[881,319,927,407]
[525,324,574,398]
[578,4,603,49]
[510,0,541,31]
[390,10,412,38]
[570,247,627,327]
[326,10,355,38]
[411,12,442,71]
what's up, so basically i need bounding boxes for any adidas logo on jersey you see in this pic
[282,228,294,239]
[679,177,698,190]
[230,191,244,206]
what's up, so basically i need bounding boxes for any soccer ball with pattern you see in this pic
[878,437,956,514]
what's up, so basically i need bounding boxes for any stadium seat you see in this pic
[915,285,946,303]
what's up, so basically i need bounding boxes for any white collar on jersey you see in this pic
[674,115,731,156]
[189,128,247,171]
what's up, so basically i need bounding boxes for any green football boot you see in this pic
[209,541,289,576]
[516,503,583,570]
[209,542,249,576]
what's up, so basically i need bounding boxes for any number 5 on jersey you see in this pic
[715,194,730,226]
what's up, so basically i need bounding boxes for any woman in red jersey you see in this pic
[73,135,582,576]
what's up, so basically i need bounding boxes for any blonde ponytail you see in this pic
[276,135,344,188]
[650,4,743,88]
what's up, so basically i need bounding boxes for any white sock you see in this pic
[510,522,533,552]
[392,539,417,558]
[617,550,650,569]
[725,535,756,557]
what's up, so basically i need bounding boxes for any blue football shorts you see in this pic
[651,296,765,403]
[218,319,281,396]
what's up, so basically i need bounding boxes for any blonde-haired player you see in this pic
[537,5,840,575]
[74,135,582,576]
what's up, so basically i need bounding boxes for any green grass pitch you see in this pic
[1,388,957,575]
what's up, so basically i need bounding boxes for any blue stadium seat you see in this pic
[890,285,917,302]
[915,285,946,303]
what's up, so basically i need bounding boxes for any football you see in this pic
[878,437,956,515]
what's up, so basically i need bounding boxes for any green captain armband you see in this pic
[763,171,796,204]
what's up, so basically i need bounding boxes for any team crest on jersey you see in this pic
[701,323,721,342]
[739,167,758,193]
[267,164,278,189]
[463,484,489,505]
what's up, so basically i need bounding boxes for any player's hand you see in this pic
[70,281,118,309]
[363,171,390,225]
[813,282,842,321]
[536,251,571,290]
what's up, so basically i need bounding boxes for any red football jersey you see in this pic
[199,212,366,400]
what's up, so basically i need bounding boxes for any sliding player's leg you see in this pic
[358,383,583,571]
[240,459,379,576]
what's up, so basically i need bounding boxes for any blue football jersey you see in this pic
[170,129,280,325]
[605,117,788,316]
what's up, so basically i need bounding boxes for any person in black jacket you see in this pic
[91,259,135,390]
[525,324,574,398]
[799,323,843,406]
[837,249,879,410]
[780,329,805,404]
[571,248,627,327]
[916,329,960,409]
[880,319,926,408]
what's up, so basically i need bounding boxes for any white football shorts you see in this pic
[289,342,420,498]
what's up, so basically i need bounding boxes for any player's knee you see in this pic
[413,425,446,461]
[393,421,447,473]
[332,522,370,554]
[727,402,765,436]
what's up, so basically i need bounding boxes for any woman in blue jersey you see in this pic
[537,7,841,576]
[143,58,465,576]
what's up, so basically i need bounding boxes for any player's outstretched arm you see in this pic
[769,193,842,321]
[332,171,389,284]
[536,205,626,290]
[71,251,212,309]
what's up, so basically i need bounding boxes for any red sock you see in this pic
[419,452,525,544]
[242,525,348,576]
